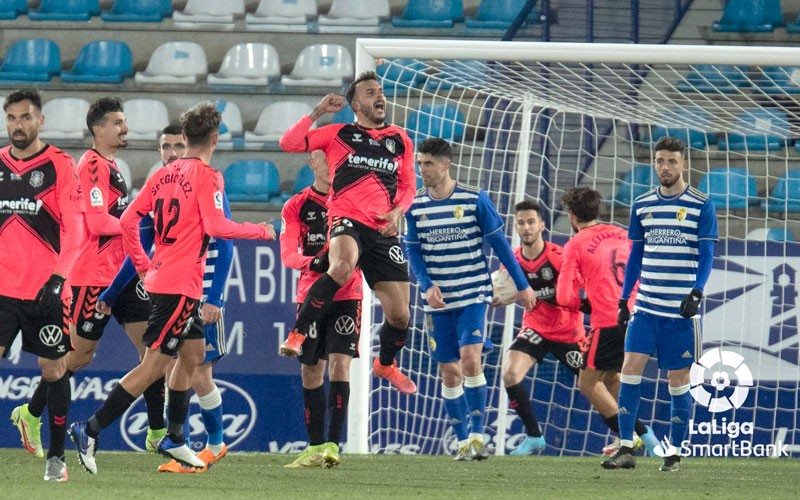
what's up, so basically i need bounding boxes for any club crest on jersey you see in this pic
[29,170,44,188]
[676,208,687,221]
[214,191,223,209]
[90,186,104,207]
[428,336,437,352]
[541,267,553,281]
[385,138,396,154]
[453,205,464,219]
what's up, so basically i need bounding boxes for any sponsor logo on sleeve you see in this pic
[90,187,104,207]
[214,191,223,209]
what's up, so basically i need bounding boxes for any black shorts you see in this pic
[329,216,409,288]
[143,293,203,355]
[508,327,586,376]
[298,300,361,366]
[71,280,152,341]
[584,325,626,371]
[0,294,72,360]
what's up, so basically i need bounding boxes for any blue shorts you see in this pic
[203,308,227,364]
[624,310,701,370]
[427,302,487,363]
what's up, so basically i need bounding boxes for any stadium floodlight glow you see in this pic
[347,39,800,457]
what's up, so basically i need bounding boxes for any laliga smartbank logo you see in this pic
[652,348,788,458]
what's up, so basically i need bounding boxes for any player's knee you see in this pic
[39,363,66,382]
[502,368,521,387]
[327,259,355,285]
[385,309,410,329]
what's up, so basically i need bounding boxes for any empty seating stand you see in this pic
[0,39,61,82]
[614,164,656,207]
[677,65,750,94]
[40,98,91,140]
[713,0,782,33]
[762,169,800,214]
[101,0,172,22]
[245,0,317,30]
[465,0,538,30]
[698,167,758,210]
[0,0,27,19]
[224,160,281,203]
[123,99,170,141]
[61,40,133,84]
[647,106,715,150]
[245,101,314,146]
[717,107,789,151]
[207,43,281,87]
[134,42,208,85]
[406,104,466,143]
[29,0,99,21]
[173,0,245,29]
[281,44,354,87]
[319,0,389,30]
[392,0,461,28]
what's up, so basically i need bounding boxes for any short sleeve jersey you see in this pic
[628,186,719,318]
[0,145,82,299]
[69,149,129,286]
[517,243,585,343]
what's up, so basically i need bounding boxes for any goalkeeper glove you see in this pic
[308,250,329,274]
[617,298,630,328]
[35,274,65,316]
[679,288,703,318]
[579,298,592,314]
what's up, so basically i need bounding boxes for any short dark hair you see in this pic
[161,124,183,136]
[4,88,42,111]
[417,137,452,159]
[561,187,603,223]
[86,97,124,137]
[345,70,379,105]
[180,102,221,147]
[515,199,542,216]
[654,136,686,158]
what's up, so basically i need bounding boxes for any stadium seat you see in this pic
[245,0,317,27]
[677,64,750,94]
[207,43,281,87]
[123,99,170,141]
[40,98,91,140]
[173,0,244,27]
[787,11,800,33]
[101,0,171,22]
[61,40,133,84]
[717,107,789,151]
[29,0,99,21]
[224,160,281,202]
[0,0,28,20]
[423,59,487,91]
[319,0,389,27]
[647,106,715,150]
[465,0,538,30]
[134,42,208,85]
[762,169,800,213]
[713,0,780,32]
[377,59,425,97]
[614,164,656,207]
[292,164,316,194]
[0,39,61,82]
[281,44,354,87]
[392,0,459,28]
[406,104,466,143]
[215,100,244,148]
[756,66,800,95]
[245,101,314,145]
[746,227,795,242]
[698,167,758,210]
[331,106,355,124]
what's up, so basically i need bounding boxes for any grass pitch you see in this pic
[1,449,796,499]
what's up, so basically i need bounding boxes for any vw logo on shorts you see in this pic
[135,280,150,301]
[335,315,356,336]
[39,325,63,346]
[565,350,584,369]
[389,245,406,264]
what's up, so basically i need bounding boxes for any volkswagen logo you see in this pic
[388,245,405,264]
[135,280,150,301]
[334,315,356,336]
[38,325,63,346]
[565,350,584,369]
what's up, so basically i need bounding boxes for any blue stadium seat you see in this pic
[757,66,800,94]
[465,0,538,30]
[648,106,715,150]
[331,106,355,124]
[0,0,27,20]
[762,169,800,213]
[677,64,749,94]
[377,59,424,97]
[698,167,758,210]
[406,104,466,143]
[614,164,656,207]
[713,0,780,32]
[61,41,133,84]
[0,39,61,82]
[224,160,281,203]
[101,0,172,22]
[717,107,789,151]
[29,0,99,21]
[392,0,459,28]
[292,165,316,194]
[786,11,800,32]
[423,59,487,91]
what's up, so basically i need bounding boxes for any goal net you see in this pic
[346,39,800,457]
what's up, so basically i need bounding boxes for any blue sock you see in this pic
[441,384,469,441]
[617,374,642,444]
[463,374,487,436]
[669,385,691,449]
[199,386,224,446]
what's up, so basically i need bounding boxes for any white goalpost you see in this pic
[347,39,800,457]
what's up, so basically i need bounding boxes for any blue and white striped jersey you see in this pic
[201,191,233,307]
[405,183,505,312]
[628,186,718,318]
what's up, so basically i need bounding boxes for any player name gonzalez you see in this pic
[149,172,193,197]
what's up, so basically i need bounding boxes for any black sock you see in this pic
[604,414,621,434]
[378,322,408,366]
[166,389,190,443]
[327,381,350,445]
[93,384,136,436]
[143,377,165,430]
[506,382,541,437]
[30,369,72,418]
[303,385,326,446]
[45,373,70,459]
[634,419,647,437]
[295,274,342,335]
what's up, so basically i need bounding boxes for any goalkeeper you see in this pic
[405,138,535,461]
